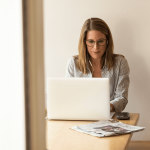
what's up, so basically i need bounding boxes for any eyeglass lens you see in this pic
[86,39,107,46]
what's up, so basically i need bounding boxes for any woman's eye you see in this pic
[88,40,94,44]
[98,40,104,43]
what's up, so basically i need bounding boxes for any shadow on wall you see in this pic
[114,20,150,140]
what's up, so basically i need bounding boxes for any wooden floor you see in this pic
[127,141,150,150]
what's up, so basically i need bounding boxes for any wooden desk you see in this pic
[46,113,139,150]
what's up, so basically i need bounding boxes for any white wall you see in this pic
[44,0,150,141]
[0,1,25,150]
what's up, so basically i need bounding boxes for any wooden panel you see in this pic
[46,113,139,150]
[22,0,45,150]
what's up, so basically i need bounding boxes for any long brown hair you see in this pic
[74,18,122,74]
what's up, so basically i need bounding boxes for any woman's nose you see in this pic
[93,41,99,50]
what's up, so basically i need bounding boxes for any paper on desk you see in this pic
[71,119,145,137]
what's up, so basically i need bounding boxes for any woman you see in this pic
[65,18,130,112]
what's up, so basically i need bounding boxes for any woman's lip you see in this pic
[93,51,101,53]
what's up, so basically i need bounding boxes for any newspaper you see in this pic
[71,119,145,137]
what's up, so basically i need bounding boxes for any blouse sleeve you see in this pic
[110,57,130,112]
[65,57,75,77]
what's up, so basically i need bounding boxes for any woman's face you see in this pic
[86,30,107,60]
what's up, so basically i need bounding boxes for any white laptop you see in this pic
[47,77,110,120]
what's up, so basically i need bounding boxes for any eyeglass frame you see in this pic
[85,39,108,47]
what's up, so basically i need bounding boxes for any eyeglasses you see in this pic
[85,39,107,47]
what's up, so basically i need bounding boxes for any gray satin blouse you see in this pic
[65,55,130,112]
